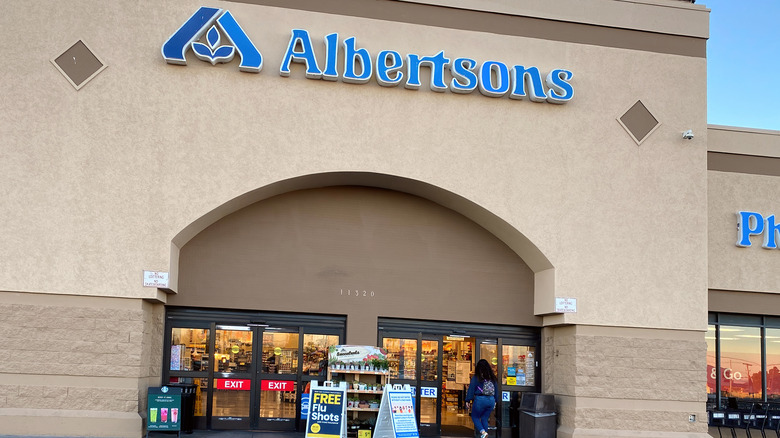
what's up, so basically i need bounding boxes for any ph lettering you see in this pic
[737,211,780,249]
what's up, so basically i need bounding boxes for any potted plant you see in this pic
[363,354,377,371]
[369,398,380,409]
[372,357,389,371]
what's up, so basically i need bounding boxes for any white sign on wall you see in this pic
[555,297,577,313]
[143,270,170,288]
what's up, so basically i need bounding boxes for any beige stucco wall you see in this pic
[707,125,780,295]
[0,0,712,436]
[708,170,780,293]
[400,0,709,38]
[1,0,709,330]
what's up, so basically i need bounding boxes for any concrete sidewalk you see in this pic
[149,432,303,438]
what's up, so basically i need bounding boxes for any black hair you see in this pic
[475,359,497,382]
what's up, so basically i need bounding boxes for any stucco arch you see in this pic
[168,172,556,317]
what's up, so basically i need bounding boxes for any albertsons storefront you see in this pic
[1,1,778,437]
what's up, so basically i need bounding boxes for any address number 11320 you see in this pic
[340,289,375,298]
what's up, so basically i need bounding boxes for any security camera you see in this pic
[682,130,694,140]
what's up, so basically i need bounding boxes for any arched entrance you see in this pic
[164,177,551,434]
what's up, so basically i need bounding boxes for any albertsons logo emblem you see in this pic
[162,7,262,73]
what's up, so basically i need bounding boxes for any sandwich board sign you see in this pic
[305,381,347,438]
[374,384,419,438]
[147,386,183,437]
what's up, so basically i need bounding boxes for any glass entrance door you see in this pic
[419,337,441,436]
[257,327,299,430]
[211,325,255,429]
[441,336,476,436]
[377,319,541,438]
[164,310,345,432]
[478,339,499,435]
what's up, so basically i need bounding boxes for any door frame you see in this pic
[162,308,346,432]
[378,319,542,438]
[254,325,300,431]
[209,323,257,430]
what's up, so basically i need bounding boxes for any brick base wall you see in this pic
[543,325,710,438]
[0,291,164,437]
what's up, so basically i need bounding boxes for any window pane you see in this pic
[720,325,761,400]
[212,378,251,417]
[480,342,498,377]
[421,340,439,381]
[215,328,253,373]
[383,338,417,380]
[259,381,297,418]
[419,386,437,424]
[502,345,535,386]
[170,328,210,371]
[303,334,339,376]
[767,328,780,401]
[263,331,299,374]
[706,325,716,400]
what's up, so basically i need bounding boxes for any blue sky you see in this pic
[706,0,780,131]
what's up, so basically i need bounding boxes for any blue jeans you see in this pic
[471,395,495,434]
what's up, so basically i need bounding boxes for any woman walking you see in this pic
[466,359,499,438]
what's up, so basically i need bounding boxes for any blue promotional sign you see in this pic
[301,393,310,420]
[306,386,345,438]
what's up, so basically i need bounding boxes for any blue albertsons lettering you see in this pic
[279,29,573,104]
[738,211,780,249]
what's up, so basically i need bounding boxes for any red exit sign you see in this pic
[216,379,251,390]
[261,380,294,391]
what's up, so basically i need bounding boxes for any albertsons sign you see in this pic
[162,7,574,104]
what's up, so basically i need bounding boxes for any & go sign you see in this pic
[711,368,743,381]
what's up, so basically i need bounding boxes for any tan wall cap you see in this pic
[396,0,710,38]
[708,124,780,158]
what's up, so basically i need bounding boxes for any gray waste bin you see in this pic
[508,392,522,438]
[518,393,556,438]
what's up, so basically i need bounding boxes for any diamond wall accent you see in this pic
[618,100,660,145]
[51,40,107,90]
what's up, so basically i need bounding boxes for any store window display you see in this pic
[215,327,252,373]
[303,334,339,376]
[170,328,210,372]
[263,331,299,374]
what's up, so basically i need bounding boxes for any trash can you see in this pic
[502,392,520,438]
[518,393,556,438]
[166,383,197,434]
